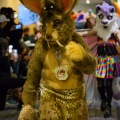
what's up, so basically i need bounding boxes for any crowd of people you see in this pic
[0,6,97,112]
[71,9,96,29]
[0,7,41,111]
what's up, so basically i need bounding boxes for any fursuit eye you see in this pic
[53,20,61,28]
[107,15,113,20]
[98,14,104,19]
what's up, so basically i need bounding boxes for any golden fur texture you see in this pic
[19,0,96,120]
[65,41,86,61]
[18,105,39,120]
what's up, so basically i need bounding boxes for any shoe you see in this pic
[104,106,111,118]
[100,100,106,112]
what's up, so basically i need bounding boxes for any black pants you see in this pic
[97,78,113,108]
[0,77,25,110]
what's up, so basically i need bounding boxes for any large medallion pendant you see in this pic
[54,65,68,80]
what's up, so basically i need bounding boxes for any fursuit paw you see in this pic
[65,41,86,61]
[18,105,39,120]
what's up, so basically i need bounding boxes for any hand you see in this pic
[13,54,18,62]
[18,105,38,120]
[65,41,86,62]
[9,49,18,62]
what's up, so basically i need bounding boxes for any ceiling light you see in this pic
[86,0,90,4]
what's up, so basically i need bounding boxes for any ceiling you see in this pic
[78,0,103,4]
[74,0,103,11]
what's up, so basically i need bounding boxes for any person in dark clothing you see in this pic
[15,41,29,78]
[3,7,23,52]
[23,27,33,42]
[0,14,9,39]
[17,42,30,110]
[0,38,25,111]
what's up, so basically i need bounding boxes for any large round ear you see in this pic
[20,0,41,14]
[110,6,115,13]
[61,0,78,14]
[96,5,102,13]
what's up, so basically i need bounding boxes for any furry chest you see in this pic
[42,50,71,81]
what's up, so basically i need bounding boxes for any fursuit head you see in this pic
[93,1,119,42]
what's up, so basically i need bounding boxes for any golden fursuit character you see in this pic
[18,0,96,120]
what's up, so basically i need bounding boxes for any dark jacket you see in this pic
[0,56,25,89]
[0,56,11,88]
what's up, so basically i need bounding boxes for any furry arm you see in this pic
[72,32,96,74]
[22,39,43,107]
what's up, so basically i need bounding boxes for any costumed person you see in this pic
[75,10,87,29]
[18,0,96,120]
[80,1,120,118]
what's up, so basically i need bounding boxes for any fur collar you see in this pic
[93,21,119,42]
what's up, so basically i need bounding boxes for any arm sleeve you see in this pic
[22,39,43,107]
[72,32,96,74]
